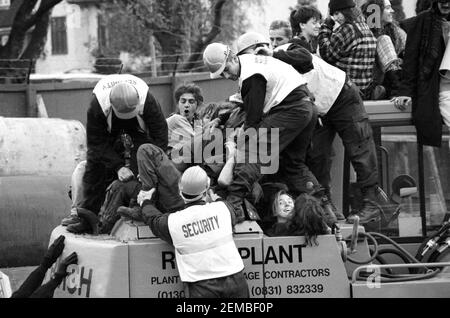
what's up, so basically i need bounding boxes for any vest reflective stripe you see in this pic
[168,201,244,282]
[93,74,149,132]
[238,54,307,114]
[276,44,346,115]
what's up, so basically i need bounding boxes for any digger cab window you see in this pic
[339,106,450,241]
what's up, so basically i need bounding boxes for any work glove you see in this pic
[54,252,78,280]
[42,235,65,269]
[137,188,156,207]
[324,17,335,29]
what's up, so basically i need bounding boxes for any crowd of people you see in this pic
[50,0,450,298]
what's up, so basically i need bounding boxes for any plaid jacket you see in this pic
[318,15,377,92]
[377,35,401,74]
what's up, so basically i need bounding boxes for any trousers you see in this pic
[228,91,319,200]
[185,270,249,298]
[137,144,185,213]
[306,82,379,192]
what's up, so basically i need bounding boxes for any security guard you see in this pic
[202,43,320,223]
[137,165,248,298]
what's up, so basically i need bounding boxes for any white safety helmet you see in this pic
[203,43,231,79]
[236,31,270,55]
[178,166,211,203]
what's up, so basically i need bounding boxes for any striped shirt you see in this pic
[318,15,377,92]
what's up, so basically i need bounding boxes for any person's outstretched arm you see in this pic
[29,252,78,298]
[11,236,66,298]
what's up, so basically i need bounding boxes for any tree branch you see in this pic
[24,0,63,30]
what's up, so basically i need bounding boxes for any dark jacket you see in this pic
[289,36,318,54]
[11,264,63,298]
[86,91,168,174]
[398,5,449,147]
[273,39,314,74]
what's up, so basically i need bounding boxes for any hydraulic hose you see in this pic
[372,251,394,275]
[369,232,426,266]
[416,222,450,260]
[352,232,444,282]
[357,267,441,283]
[429,242,450,263]
[346,232,379,265]
[377,247,412,265]
[373,247,417,274]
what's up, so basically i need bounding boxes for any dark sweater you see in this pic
[11,264,64,298]
[86,91,168,173]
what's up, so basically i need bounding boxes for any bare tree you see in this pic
[0,0,62,59]
[0,0,63,83]
[101,0,262,75]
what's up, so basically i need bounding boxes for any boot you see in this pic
[347,185,384,224]
[324,195,345,221]
[66,218,91,234]
[66,208,99,234]
[61,214,81,226]
[346,199,382,224]
[118,205,144,221]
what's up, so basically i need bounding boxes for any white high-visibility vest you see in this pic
[93,74,149,132]
[167,201,244,282]
[276,44,346,116]
[238,54,308,114]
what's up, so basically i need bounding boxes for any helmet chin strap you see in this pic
[180,189,208,204]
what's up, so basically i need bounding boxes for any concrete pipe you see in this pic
[0,117,86,176]
[0,175,72,267]
[0,117,87,267]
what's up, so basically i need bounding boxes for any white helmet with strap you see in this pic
[236,31,270,55]
[178,166,211,203]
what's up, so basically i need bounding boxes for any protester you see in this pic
[63,74,168,234]
[289,5,323,53]
[318,0,378,100]
[266,193,331,246]
[5,236,78,298]
[362,0,407,98]
[265,190,295,236]
[269,20,292,49]
[166,83,204,172]
[137,166,249,298]
[203,42,320,223]
[393,0,450,147]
